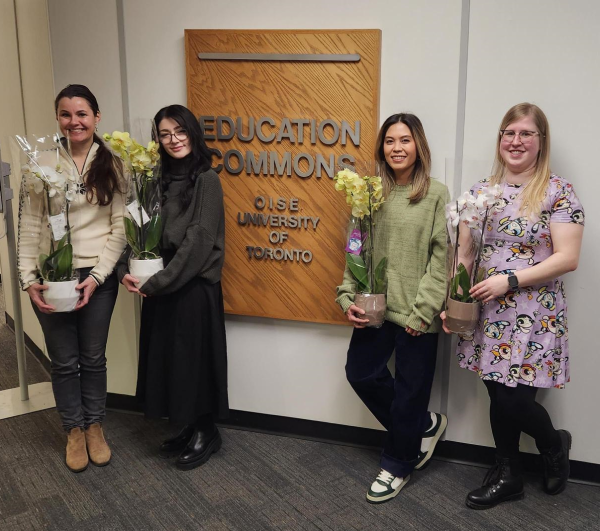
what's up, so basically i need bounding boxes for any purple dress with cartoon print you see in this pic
[456,174,584,389]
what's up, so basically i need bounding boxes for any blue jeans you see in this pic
[345,320,439,477]
[33,268,119,430]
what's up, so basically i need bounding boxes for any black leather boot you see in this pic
[541,429,571,495]
[466,456,524,510]
[176,421,222,471]
[159,424,195,459]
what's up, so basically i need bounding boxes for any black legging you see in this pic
[484,380,561,459]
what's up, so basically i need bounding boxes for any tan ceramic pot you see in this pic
[355,293,386,328]
[445,297,480,333]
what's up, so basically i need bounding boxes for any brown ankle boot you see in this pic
[85,423,111,466]
[66,427,89,473]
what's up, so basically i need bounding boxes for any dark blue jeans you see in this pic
[345,320,439,478]
[33,268,119,430]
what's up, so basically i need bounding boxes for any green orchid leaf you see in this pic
[373,256,387,294]
[346,253,369,293]
[144,214,162,253]
[55,243,73,280]
[124,217,142,257]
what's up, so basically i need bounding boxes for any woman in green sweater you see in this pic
[336,113,449,503]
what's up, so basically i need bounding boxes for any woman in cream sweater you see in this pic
[19,84,126,473]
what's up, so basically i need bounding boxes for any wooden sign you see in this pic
[185,29,381,324]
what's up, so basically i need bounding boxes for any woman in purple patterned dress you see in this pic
[443,103,584,509]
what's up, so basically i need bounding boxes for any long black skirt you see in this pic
[137,277,229,425]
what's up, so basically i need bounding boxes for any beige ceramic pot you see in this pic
[355,293,386,328]
[445,297,480,333]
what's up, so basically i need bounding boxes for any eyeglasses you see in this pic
[158,130,188,144]
[499,130,541,144]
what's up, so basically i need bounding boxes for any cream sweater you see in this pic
[18,142,126,289]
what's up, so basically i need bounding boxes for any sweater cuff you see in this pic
[22,278,40,291]
[336,295,355,314]
[405,313,430,332]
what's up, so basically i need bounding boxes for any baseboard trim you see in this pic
[5,305,597,485]
[5,312,51,373]
[104,393,600,485]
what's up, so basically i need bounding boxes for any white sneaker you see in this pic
[366,469,410,504]
[415,412,448,470]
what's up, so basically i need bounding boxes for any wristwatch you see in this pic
[507,271,519,290]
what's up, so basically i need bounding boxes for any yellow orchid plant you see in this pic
[334,165,387,294]
[103,130,162,260]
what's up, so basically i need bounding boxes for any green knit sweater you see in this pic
[336,179,450,333]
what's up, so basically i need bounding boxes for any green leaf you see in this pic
[55,243,73,280]
[373,256,387,293]
[346,253,369,293]
[144,214,162,253]
[57,232,69,250]
[475,266,486,284]
[124,217,141,257]
[450,262,475,303]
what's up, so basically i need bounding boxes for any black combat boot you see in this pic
[466,456,524,510]
[159,424,195,459]
[541,429,571,495]
[176,416,222,470]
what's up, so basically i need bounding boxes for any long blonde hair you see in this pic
[490,103,551,218]
[375,113,431,203]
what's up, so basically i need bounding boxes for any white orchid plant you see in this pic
[16,134,77,282]
[446,184,502,303]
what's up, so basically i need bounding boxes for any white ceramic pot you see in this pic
[44,279,80,313]
[129,257,164,288]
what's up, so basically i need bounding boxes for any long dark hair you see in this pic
[154,105,214,209]
[375,113,432,203]
[54,84,121,206]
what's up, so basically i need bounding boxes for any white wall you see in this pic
[0,0,55,354]
[120,0,463,431]
[31,0,600,464]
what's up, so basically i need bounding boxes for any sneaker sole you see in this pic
[415,414,448,470]
[175,435,222,471]
[465,490,524,510]
[366,475,410,504]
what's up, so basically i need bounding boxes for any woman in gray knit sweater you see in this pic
[119,105,228,470]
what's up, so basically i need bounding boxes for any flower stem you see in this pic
[471,206,489,287]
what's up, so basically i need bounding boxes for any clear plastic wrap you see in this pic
[334,161,387,327]
[445,185,502,332]
[14,134,80,311]
[103,121,162,287]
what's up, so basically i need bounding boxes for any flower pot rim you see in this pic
[44,279,78,285]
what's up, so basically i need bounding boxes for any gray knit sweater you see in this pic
[118,163,225,296]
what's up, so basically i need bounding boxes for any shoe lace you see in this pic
[542,449,563,475]
[376,469,395,485]
[482,463,502,486]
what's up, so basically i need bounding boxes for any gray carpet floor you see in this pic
[0,284,599,531]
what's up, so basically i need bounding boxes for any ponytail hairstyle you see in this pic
[375,113,432,203]
[153,104,214,209]
[54,84,122,206]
